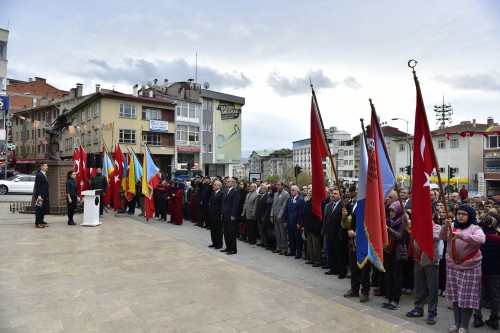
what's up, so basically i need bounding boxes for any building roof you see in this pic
[431,121,489,135]
[381,126,407,137]
[251,150,275,157]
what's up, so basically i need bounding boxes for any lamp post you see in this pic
[392,117,412,189]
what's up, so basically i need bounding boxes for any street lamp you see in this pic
[392,118,412,189]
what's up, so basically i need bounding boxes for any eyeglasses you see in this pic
[457,212,468,217]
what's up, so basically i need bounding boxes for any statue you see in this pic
[45,108,73,160]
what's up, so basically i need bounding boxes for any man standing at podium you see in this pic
[90,168,108,217]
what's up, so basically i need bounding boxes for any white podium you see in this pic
[81,190,102,227]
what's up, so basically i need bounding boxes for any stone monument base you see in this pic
[30,160,75,215]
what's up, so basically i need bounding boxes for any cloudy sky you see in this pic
[2,1,499,155]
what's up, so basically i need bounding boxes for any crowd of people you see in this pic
[118,175,500,333]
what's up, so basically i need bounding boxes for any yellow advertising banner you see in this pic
[214,100,242,163]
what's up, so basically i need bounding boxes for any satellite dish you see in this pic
[147,81,153,88]
[141,84,146,90]
[189,82,194,89]
[203,82,210,89]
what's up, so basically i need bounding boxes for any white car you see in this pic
[0,174,36,194]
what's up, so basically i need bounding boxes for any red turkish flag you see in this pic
[411,74,438,261]
[310,94,328,220]
[78,145,88,196]
[112,145,125,211]
[72,148,82,197]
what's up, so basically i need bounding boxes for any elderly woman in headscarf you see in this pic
[439,205,485,333]
[382,200,409,311]
[472,215,500,330]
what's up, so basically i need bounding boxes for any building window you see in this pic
[203,99,214,110]
[142,108,161,120]
[349,150,353,155]
[450,139,459,148]
[87,107,92,121]
[94,104,100,118]
[119,104,136,118]
[399,144,405,152]
[202,143,207,153]
[487,135,499,149]
[208,144,212,153]
[142,132,161,146]
[399,167,405,173]
[485,159,500,172]
[176,101,200,119]
[203,122,207,131]
[119,129,136,144]
[338,149,344,158]
[81,110,85,123]
[176,125,199,144]
[94,130,99,144]
[439,167,445,173]
[349,160,353,166]
[87,132,91,145]
[81,134,85,145]
[208,123,213,132]
[438,140,446,149]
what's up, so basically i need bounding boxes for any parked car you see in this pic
[0,174,36,194]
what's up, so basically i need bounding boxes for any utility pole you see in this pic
[434,96,453,129]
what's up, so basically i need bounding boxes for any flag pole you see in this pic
[369,99,411,233]
[310,79,353,248]
[409,60,459,263]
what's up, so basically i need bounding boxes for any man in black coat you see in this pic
[90,168,108,217]
[221,177,240,255]
[34,163,49,228]
[324,188,349,278]
[208,180,224,249]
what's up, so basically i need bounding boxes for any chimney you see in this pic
[472,119,476,127]
[487,117,494,126]
[95,84,101,93]
[34,77,46,83]
[133,84,138,97]
[76,83,83,97]
[28,78,33,82]
[70,88,76,99]
[149,90,153,98]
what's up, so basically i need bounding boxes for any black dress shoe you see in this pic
[208,244,215,248]
[220,248,229,252]
[322,265,331,269]
[226,250,237,255]
[338,274,347,279]
[68,221,77,225]
[295,255,302,259]
[284,253,294,257]
[312,263,322,267]
[306,260,314,264]
[325,271,336,275]
[215,246,222,249]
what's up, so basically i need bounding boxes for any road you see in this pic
[0,194,32,202]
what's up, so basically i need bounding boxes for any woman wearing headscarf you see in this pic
[264,185,277,251]
[382,201,408,311]
[472,215,500,329]
[439,205,485,333]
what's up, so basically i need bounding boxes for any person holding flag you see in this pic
[141,146,161,222]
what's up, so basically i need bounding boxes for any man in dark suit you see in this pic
[221,177,240,255]
[324,188,349,278]
[208,180,224,249]
[284,185,305,259]
[34,162,49,228]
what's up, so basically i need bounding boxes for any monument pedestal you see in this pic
[30,160,74,215]
[80,190,101,226]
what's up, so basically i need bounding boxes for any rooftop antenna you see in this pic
[434,95,453,129]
